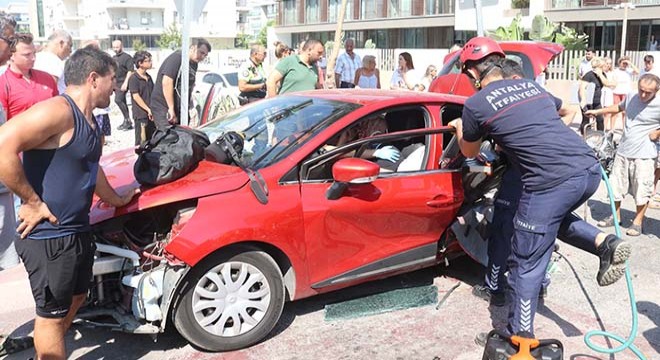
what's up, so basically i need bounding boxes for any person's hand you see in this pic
[650,130,660,141]
[373,145,401,162]
[112,188,141,208]
[167,108,177,124]
[584,109,598,117]
[448,119,462,129]
[16,200,58,239]
[147,109,153,121]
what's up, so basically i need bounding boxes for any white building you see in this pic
[29,0,238,49]
[2,2,30,33]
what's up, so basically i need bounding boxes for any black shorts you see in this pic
[15,232,96,318]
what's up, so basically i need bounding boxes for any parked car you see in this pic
[83,90,502,352]
[429,41,564,97]
[192,70,240,126]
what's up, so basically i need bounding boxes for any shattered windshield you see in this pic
[199,96,360,169]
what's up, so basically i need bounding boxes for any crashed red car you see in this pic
[82,90,501,351]
[430,41,564,97]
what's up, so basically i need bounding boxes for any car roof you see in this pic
[284,89,467,106]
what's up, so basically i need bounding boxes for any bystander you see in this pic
[128,50,155,145]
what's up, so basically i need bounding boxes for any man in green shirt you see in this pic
[267,39,324,97]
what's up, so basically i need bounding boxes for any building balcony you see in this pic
[106,0,166,10]
[550,0,660,9]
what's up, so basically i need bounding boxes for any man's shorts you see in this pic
[15,232,96,318]
[610,155,655,206]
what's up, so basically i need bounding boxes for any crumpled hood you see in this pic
[90,148,248,224]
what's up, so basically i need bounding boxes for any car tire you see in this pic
[173,251,285,352]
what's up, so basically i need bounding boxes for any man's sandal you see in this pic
[0,335,34,356]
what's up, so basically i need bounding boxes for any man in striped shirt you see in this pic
[334,38,361,88]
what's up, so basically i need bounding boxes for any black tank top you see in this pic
[23,94,102,239]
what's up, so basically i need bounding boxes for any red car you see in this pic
[429,41,564,97]
[84,90,500,351]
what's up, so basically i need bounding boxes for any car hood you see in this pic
[90,148,248,224]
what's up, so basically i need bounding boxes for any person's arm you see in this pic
[266,69,283,98]
[448,118,481,158]
[594,69,615,87]
[95,166,139,207]
[578,79,588,109]
[558,104,578,126]
[0,98,71,237]
[585,103,623,117]
[375,69,381,89]
[238,79,265,93]
[162,75,176,123]
[335,56,343,88]
[353,68,361,87]
[120,56,134,92]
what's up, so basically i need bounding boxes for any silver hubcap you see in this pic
[192,261,271,337]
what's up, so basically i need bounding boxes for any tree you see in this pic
[490,14,588,50]
[234,34,251,49]
[256,20,274,46]
[157,22,182,50]
[489,14,523,41]
[132,38,146,52]
[364,39,377,49]
[325,0,348,89]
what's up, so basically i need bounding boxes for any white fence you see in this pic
[547,50,660,81]
[141,48,660,80]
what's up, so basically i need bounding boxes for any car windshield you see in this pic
[199,96,360,169]
[223,72,239,87]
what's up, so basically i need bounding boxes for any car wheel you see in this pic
[173,251,285,351]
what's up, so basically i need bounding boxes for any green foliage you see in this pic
[234,34,252,49]
[157,23,182,50]
[530,15,555,42]
[132,38,146,52]
[489,14,524,41]
[364,39,376,49]
[511,0,529,9]
[256,20,274,46]
[489,14,588,51]
[554,23,589,50]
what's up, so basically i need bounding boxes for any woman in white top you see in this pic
[390,52,418,90]
[612,56,639,129]
[601,57,616,130]
[354,55,380,89]
[415,65,437,91]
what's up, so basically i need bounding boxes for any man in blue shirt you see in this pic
[449,37,631,339]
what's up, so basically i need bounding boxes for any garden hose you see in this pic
[582,166,647,359]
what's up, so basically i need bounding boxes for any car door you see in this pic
[296,108,463,289]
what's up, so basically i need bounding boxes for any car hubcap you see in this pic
[192,261,271,337]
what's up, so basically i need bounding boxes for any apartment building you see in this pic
[29,0,238,49]
[274,0,660,51]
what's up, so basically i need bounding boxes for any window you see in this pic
[361,0,384,19]
[283,0,297,25]
[328,0,353,22]
[388,0,412,17]
[301,107,429,181]
[425,0,452,15]
[140,11,151,25]
[306,0,320,23]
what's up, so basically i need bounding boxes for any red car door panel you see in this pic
[301,170,462,287]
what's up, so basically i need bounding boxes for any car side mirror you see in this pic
[326,158,380,200]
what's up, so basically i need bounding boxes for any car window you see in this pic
[300,107,431,182]
[199,96,360,169]
[202,73,223,84]
[223,72,239,87]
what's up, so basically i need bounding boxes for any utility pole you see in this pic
[325,0,348,89]
[614,2,635,57]
[475,0,484,36]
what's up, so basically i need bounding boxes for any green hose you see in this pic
[582,166,647,359]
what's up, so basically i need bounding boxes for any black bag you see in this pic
[134,125,210,186]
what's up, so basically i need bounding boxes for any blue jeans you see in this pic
[507,163,601,336]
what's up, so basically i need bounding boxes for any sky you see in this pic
[0,0,27,8]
